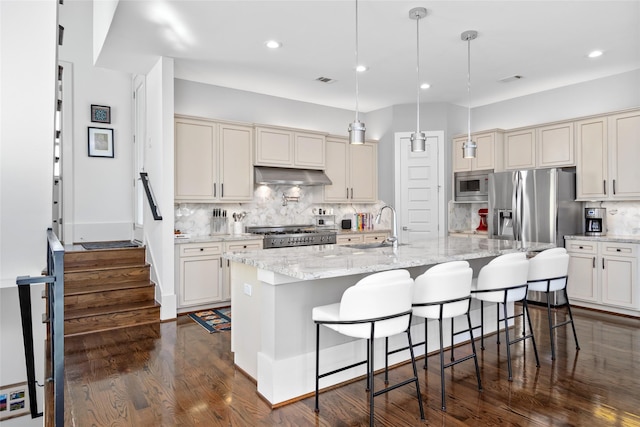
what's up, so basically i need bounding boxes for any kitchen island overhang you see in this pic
[224,236,555,406]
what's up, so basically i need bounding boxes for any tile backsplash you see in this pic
[450,200,640,236]
[175,185,389,236]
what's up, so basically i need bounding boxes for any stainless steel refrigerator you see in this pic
[488,168,583,305]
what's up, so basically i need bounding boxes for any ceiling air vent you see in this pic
[315,76,337,84]
[498,75,523,83]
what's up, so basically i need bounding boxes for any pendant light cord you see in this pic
[467,35,472,142]
[355,0,360,123]
[415,14,420,133]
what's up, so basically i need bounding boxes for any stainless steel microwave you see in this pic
[454,171,489,201]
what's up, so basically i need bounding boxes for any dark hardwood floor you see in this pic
[63,305,640,426]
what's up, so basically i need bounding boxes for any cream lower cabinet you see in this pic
[177,242,224,308]
[566,239,639,314]
[221,239,262,301]
[336,232,388,245]
[324,137,378,203]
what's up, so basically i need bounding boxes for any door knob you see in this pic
[402,226,409,231]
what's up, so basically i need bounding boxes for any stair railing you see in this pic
[16,228,64,426]
[140,172,162,220]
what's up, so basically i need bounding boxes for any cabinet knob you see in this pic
[200,248,204,251]
[616,248,621,252]
[243,245,247,248]
[579,246,583,249]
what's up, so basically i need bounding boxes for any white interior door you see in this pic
[394,131,444,244]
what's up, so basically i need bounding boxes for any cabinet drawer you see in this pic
[336,235,363,245]
[363,233,387,243]
[601,242,637,258]
[180,242,223,257]
[225,240,263,252]
[565,241,597,254]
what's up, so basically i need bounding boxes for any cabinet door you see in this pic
[473,133,495,171]
[220,124,253,201]
[609,111,640,199]
[294,132,325,169]
[324,138,349,202]
[349,142,377,202]
[180,256,222,306]
[567,252,598,303]
[537,122,574,167]
[222,239,263,301]
[504,128,536,170]
[601,255,637,309]
[175,120,218,201]
[255,127,293,167]
[575,117,607,200]
[452,137,472,172]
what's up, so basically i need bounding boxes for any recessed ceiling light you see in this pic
[265,40,282,49]
[588,50,603,58]
[420,83,431,89]
[356,65,368,72]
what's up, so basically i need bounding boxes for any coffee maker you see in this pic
[585,207,606,236]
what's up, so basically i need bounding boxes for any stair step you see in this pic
[64,264,151,292]
[65,246,145,271]
[64,301,161,337]
[64,281,155,311]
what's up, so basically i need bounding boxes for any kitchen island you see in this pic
[224,236,554,406]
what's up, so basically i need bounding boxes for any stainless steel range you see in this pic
[246,225,337,249]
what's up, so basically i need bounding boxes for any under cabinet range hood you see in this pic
[254,166,332,186]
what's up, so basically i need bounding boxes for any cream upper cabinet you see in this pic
[504,128,536,170]
[219,123,254,201]
[537,121,574,168]
[324,136,377,203]
[452,131,501,173]
[576,109,640,201]
[175,116,253,202]
[175,117,219,201]
[609,110,640,199]
[255,126,326,169]
[576,116,608,200]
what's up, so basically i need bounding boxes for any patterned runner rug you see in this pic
[188,308,231,333]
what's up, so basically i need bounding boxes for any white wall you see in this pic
[472,69,640,131]
[0,1,56,423]
[59,0,134,243]
[146,58,176,320]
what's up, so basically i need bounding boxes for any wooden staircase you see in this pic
[63,245,160,337]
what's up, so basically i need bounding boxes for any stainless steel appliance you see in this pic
[246,225,337,249]
[488,168,582,247]
[585,207,606,236]
[454,170,489,202]
[488,168,582,306]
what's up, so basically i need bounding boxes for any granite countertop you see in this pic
[565,234,640,244]
[223,236,554,281]
[174,233,264,244]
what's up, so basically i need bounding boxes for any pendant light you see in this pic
[348,0,365,145]
[461,30,478,158]
[409,7,427,152]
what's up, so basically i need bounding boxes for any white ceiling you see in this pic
[97,0,640,112]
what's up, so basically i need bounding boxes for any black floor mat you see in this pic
[81,241,139,250]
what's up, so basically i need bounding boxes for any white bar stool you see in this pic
[527,247,580,360]
[412,261,482,411]
[312,269,425,426]
[471,252,540,381]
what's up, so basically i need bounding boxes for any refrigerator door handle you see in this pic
[512,172,520,242]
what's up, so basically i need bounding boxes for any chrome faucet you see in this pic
[375,205,398,250]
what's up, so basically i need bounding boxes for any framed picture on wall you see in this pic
[90,104,111,123]
[88,127,114,158]
[0,382,30,421]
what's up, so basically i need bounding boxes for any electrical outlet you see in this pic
[243,283,252,296]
